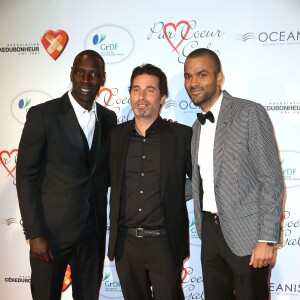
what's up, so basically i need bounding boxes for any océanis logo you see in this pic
[270,281,300,296]
[86,26,134,63]
[258,31,300,45]
[236,30,300,46]
[12,91,51,124]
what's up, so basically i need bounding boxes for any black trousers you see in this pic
[115,233,184,300]
[30,208,103,300]
[201,213,270,300]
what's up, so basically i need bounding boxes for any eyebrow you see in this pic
[74,67,100,72]
[184,69,209,76]
[132,85,157,90]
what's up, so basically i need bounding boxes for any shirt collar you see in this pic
[201,91,223,122]
[131,116,163,136]
[68,91,98,121]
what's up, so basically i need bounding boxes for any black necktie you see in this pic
[197,111,215,125]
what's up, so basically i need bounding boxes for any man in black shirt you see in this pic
[108,64,192,300]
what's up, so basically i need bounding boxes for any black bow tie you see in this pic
[197,111,215,125]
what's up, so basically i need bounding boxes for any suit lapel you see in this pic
[90,104,104,176]
[58,94,86,159]
[115,121,133,189]
[213,90,233,184]
[192,120,201,163]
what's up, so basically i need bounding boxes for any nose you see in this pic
[139,90,145,100]
[190,76,198,86]
[81,73,89,83]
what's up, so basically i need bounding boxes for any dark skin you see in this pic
[30,52,106,263]
[70,53,106,111]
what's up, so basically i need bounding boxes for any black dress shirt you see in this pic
[119,116,165,229]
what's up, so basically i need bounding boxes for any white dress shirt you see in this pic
[198,92,223,213]
[68,91,97,149]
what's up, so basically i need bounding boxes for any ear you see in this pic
[216,71,224,86]
[70,67,73,82]
[160,95,167,106]
[101,72,106,86]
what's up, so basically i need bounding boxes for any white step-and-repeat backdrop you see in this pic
[1,0,299,299]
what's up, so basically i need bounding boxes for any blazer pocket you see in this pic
[226,132,244,144]
[236,202,259,218]
[42,194,68,226]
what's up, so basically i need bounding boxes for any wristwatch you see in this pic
[266,242,277,247]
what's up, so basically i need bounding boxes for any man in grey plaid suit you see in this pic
[184,48,284,300]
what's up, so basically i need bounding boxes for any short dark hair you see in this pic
[129,63,169,97]
[73,49,105,73]
[186,48,221,74]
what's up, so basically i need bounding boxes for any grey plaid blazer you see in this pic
[191,90,284,256]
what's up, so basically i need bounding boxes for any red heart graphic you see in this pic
[0,149,18,178]
[163,21,191,54]
[97,88,113,108]
[41,30,68,60]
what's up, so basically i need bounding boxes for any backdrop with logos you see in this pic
[1,0,300,299]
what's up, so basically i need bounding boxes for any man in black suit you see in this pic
[16,50,117,300]
[107,64,192,300]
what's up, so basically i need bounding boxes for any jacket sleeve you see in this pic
[16,106,46,240]
[248,103,284,242]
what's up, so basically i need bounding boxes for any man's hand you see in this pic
[30,236,53,263]
[249,242,274,268]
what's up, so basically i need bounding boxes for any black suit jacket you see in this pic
[16,92,117,248]
[107,119,192,264]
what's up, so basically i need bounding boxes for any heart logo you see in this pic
[0,149,18,179]
[163,21,191,54]
[97,88,113,108]
[41,30,68,60]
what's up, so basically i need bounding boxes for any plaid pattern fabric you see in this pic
[191,90,284,256]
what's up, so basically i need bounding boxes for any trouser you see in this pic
[201,212,270,300]
[115,233,184,300]
[30,208,104,300]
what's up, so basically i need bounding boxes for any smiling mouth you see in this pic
[190,89,203,95]
[136,102,148,109]
[80,87,92,95]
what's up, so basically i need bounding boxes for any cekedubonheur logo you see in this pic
[12,91,51,124]
[86,26,134,63]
